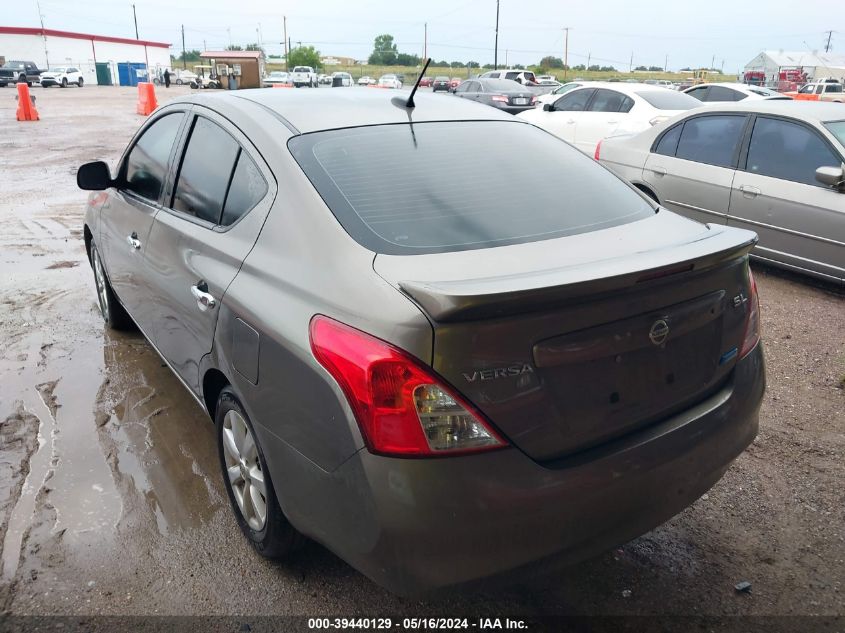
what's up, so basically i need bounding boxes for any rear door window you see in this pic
[707,86,745,101]
[171,116,240,223]
[289,121,654,255]
[588,89,628,112]
[675,115,747,168]
[123,112,184,202]
[745,117,841,186]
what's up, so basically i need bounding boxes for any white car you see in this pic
[263,71,292,87]
[684,83,792,102]
[318,74,332,85]
[536,74,556,83]
[480,69,538,85]
[378,74,402,89]
[39,66,83,88]
[331,71,353,87]
[518,82,702,155]
[536,81,585,106]
[173,69,198,85]
[358,75,376,86]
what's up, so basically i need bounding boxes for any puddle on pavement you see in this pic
[1,235,223,586]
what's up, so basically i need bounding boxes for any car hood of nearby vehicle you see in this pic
[373,211,754,320]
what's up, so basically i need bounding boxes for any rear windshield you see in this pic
[288,121,654,255]
[636,90,701,110]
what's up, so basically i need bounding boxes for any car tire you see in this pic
[176,78,183,85]
[61,77,68,88]
[216,387,305,559]
[78,78,84,88]
[90,242,134,331]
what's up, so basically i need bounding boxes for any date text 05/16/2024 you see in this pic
[307,618,529,630]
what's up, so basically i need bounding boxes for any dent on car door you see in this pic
[728,116,845,281]
[545,88,595,143]
[643,114,748,225]
[144,111,275,394]
[98,111,186,333]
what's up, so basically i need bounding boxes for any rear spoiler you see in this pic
[399,229,757,322]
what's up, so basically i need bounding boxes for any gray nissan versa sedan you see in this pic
[77,88,765,595]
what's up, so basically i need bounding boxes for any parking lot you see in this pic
[0,86,843,622]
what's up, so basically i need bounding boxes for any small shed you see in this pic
[199,50,265,89]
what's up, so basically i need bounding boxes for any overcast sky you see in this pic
[6,0,838,71]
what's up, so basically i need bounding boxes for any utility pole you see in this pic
[203,39,206,51]
[494,0,500,70]
[505,49,508,67]
[629,51,633,73]
[132,4,139,39]
[563,27,569,80]
[227,27,232,48]
[824,30,833,53]
[181,24,186,69]
[424,22,427,60]
[711,54,715,69]
[586,51,591,70]
[283,16,288,71]
[36,0,49,68]
[664,54,668,72]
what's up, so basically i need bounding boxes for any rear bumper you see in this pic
[265,343,764,596]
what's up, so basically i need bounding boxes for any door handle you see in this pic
[190,283,216,311]
[739,185,761,198]
[126,233,141,250]
[566,119,576,124]
[606,120,619,125]
[651,166,668,176]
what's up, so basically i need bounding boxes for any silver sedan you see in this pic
[598,101,845,285]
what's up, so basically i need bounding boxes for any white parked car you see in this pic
[536,74,556,83]
[378,74,402,89]
[263,71,292,87]
[643,79,675,90]
[358,75,376,86]
[330,71,353,87]
[318,73,332,85]
[39,66,83,88]
[173,69,198,85]
[518,82,702,155]
[684,83,792,102]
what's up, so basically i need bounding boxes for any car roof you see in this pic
[690,82,775,92]
[695,100,845,122]
[182,88,516,134]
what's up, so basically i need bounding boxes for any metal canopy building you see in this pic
[0,26,171,86]
[744,50,845,86]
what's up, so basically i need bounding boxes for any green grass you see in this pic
[266,62,737,84]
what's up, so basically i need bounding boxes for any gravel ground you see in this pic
[0,87,842,630]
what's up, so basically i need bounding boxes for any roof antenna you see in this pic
[406,57,432,108]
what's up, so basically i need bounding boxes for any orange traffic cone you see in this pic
[16,83,39,121]
[136,82,158,115]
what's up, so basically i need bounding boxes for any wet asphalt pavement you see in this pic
[0,86,843,626]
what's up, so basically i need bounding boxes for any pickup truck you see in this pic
[0,60,42,87]
[291,66,317,88]
[787,80,844,103]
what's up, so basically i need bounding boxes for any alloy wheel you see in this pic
[222,409,267,531]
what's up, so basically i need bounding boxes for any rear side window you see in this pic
[588,89,628,112]
[289,121,654,255]
[221,152,267,226]
[172,117,240,223]
[746,117,840,186]
[707,86,744,101]
[124,112,183,202]
[636,90,701,110]
[654,123,683,156]
[675,115,747,168]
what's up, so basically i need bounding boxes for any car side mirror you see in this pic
[815,165,845,191]
[543,103,553,112]
[77,161,114,191]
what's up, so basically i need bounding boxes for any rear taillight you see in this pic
[594,139,602,161]
[309,316,506,457]
[530,95,537,104]
[491,95,508,102]
[739,269,761,358]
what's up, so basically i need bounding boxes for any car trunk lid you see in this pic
[374,213,757,461]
